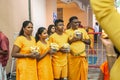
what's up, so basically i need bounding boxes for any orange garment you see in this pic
[87,27,95,54]
[100,61,110,80]
[37,41,53,80]
[49,33,68,78]
[65,28,89,80]
[68,54,88,80]
[14,36,38,80]
[87,27,94,49]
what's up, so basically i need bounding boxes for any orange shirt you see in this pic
[100,61,110,80]
[49,33,68,66]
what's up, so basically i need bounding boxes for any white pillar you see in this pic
[31,0,46,36]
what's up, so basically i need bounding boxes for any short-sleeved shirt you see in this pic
[0,32,9,67]
[14,36,38,80]
[49,33,69,66]
[65,28,90,56]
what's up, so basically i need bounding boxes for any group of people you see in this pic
[0,16,95,80]
[6,16,90,80]
[1,0,120,80]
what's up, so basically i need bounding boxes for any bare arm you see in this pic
[101,38,117,70]
[11,45,37,58]
[37,51,48,61]
[0,50,8,55]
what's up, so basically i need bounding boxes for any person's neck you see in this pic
[23,34,31,40]
[40,38,47,44]
[56,30,63,35]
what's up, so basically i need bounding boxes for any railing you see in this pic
[86,32,106,67]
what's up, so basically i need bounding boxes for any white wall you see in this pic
[0,0,29,73]
[31,0,46,36]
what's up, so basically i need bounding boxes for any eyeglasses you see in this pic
[57,24,64,26]
[73,21,80,24]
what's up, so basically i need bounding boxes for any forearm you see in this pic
[90,0,120,51]
[68,38,79,44]
[82,39,91,45]
[0,50,8,55]
[107,55,116,71]
[37,52,48,61]
[11,53,30,58]
[105,46,117,71]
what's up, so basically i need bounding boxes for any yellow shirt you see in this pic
[36,41,53,80]
[66,28,90,56]
[14,36,38,80]
[90,0,120,51]
[110,57,120,80]
[49,33,68,66]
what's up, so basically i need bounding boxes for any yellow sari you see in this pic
[37,41,53,80]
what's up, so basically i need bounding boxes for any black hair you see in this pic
[35,27,46,42]
[47,24,55,36]
[54,19,64,26]
[114,46,120,58]
[66,22,71,29]
[69,16,78,23]
[19,20,33,36]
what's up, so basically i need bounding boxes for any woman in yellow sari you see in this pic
[35,27,53,80]
[11,21,38,80]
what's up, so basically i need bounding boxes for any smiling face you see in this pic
[23,23,33,36]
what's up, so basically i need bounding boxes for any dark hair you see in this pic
[47,24,55,35]
[66,22,71,29]
[69,16,78,23]
[54,19,64,26]
[19,20,33,36]
[35,27,46,42]
[114,46,120,58]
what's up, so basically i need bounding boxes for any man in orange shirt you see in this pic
[49,19,69,80]
[66,16,91,80]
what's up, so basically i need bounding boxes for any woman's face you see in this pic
[23,23,33,36]
[40,29,48,39]
[51,26,55,33]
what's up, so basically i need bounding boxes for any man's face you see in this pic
[56,22,64,32]
[71,19,80,29]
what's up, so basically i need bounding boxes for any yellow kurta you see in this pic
[110,56,120,80]
[14,36,38,80]
[90,0,120,51]
[37,41,53,80]
[66,28,90,80]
